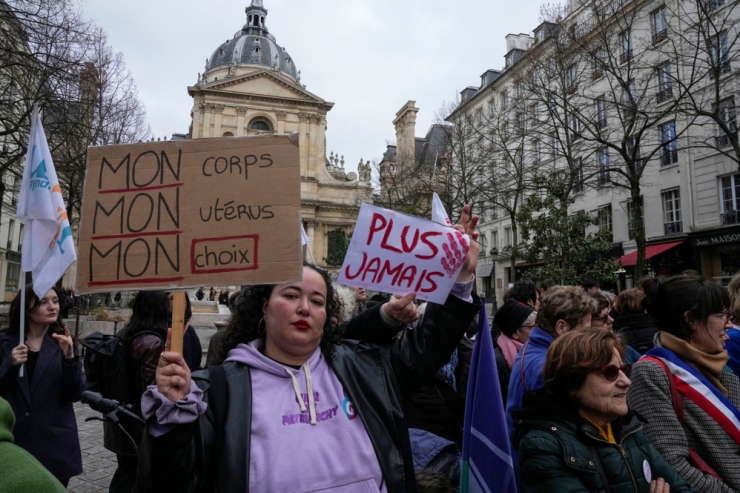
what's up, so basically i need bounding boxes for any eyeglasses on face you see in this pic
[597,363,631,382]
[713,311,732,321]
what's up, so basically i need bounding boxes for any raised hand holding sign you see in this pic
[337,204,476,304]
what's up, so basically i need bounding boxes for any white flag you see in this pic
[301,223,309,246]
[16,105,76,298]
[431,193,451,226]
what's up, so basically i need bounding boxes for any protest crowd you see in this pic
[4,213,740,493]
[3,111,740,493]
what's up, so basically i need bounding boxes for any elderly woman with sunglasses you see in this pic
[512,329,692,493]
[629,276,740,493]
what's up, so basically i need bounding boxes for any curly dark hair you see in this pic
[213,264,343,365]
[5,284,64,336]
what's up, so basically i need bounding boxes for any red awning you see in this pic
[616,241,684,267]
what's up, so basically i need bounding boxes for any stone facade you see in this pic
[188,0,372,269]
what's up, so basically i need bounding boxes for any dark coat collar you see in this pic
[512,385,641,448]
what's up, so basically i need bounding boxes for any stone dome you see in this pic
[206,1,298,81]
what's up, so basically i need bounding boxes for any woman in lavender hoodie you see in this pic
[134,206,481,493]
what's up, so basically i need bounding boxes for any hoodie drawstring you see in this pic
[304,362,317,425]
[284,367,307,413]
[283,363,317,425]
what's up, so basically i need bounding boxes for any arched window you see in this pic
[249,118,272,132]
[222,131,234,137]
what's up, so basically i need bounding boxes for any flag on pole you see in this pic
[16,105,76,298]
[431,192,451,226]
[461,299,518,493]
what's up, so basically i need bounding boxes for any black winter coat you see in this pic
[613,313,657,354]
[0,332,86,481]
[135,292,480,493]
[494,345,511,407]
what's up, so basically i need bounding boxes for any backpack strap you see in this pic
[642,357,684,423]
[642,356,723,482]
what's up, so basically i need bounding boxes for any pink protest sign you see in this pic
[337,204,470,304]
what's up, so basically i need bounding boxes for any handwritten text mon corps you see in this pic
[77,135,302,293]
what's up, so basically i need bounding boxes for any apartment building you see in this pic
[448,0,740,303]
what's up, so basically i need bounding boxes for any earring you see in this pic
[258,317,266,337]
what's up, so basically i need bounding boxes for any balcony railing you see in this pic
[6,241,11,251]
[707,0,726,10]
[621,49,633,63]
[596,117,608,130]
[598,170,611,186]
[664,221,683,234]
[653,29,667,44]
[722,209,739,225]
[662,149,678,166]
[656,88,673,104]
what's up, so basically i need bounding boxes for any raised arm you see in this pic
[389,205,481,395]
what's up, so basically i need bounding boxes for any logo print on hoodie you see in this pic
[342,397,357,420]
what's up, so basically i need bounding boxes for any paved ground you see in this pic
[67,402,114,493]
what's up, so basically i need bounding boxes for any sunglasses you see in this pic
[597,363,631,382]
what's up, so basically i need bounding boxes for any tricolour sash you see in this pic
[642,347,740,446]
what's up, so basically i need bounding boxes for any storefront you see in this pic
[615,240,693,287]
[476,262,495,301]
[690,226,740,286]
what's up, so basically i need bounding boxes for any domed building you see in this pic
[187,0,372,268]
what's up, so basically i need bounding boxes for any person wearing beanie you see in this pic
[0,396,66,493]
[492,299,536,406]
[583,278,601,294]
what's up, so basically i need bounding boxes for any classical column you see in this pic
[276,111,287,133]
[236,107,248,136]
[305,219,316,257]
[201,104,213,138]
[191,104,204,139]
[298,113,310,177]
[213,104,225,136]
[307,115,323,179]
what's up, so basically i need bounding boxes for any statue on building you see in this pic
[358,159,372,183]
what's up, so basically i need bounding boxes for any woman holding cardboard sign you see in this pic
[135,206,480,493]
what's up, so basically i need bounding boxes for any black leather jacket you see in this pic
[135,292,480,493]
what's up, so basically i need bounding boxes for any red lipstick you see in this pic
[293,320,310,331]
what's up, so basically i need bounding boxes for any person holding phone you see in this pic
[0,284,86,487]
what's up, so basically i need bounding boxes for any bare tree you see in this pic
[520,0,690,278]
[0,0,93,179]
[663,0,740,173]
[48,27,150,221]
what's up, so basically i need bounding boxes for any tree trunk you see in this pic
[632,193,646,279]
[511,215,518,283]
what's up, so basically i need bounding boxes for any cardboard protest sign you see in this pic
[76,135,302,294]
[337,204,470,304]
